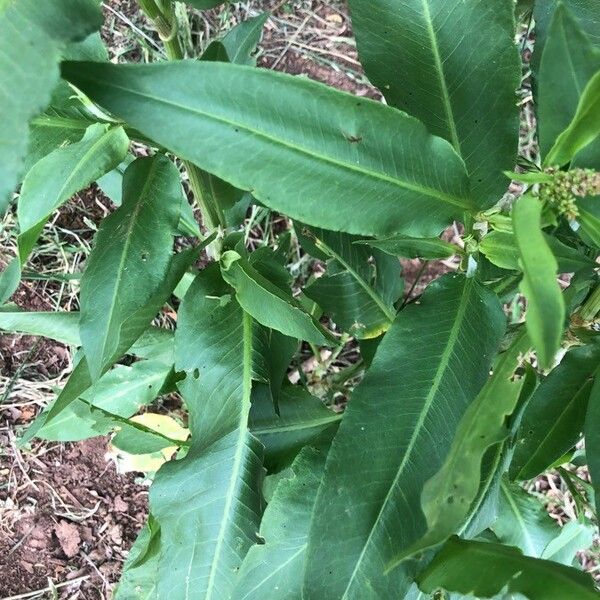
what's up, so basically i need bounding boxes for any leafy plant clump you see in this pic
[3,0,600,598]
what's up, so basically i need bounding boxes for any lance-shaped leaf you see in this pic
[303,274,505,599]
[298,227,402,339]
[492,480,561,558]
[389,332,530,567]
[511,343,600,480]
[480,229,596,273]
[545,70,600,167]
[534,0,600,74]
[80,155,181,380]
[416,537,600,600]
[232,445,327,600]
[0,0,102,212]
[250,384,341,472]
[357,236,458,260]
[0,124,129,303]
[585,372,600,513]
[0,308,80,346]
[148,266,263,599]
[512,194,565,369]
[62,60,473,238]
[220,250,334,346]
[537,4,600,166]
[347,0,520,208]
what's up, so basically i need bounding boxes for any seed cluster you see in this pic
[539,168,600,220]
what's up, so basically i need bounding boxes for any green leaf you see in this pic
[202,13,268,66]
[232,445,327,600]
[512,194,565,369]
[182,0,225,8]
[492,480,560,558]
[115,516,161,600]
[391,332,530,566]
[0,308,80,346]
[347,0,520,208]
[220,250,334,346]
[416,536,600,599]
[537,4,600,165]
[0,0,103,212]
[300,227,402,339]
[585,371,600,513]
[147,265,263,599]
[542,518,594,565]
[62,60,473,237]
[4,124,129,301]
[545,69,600,167]
[511,343,600,480]
[303,274,505,599]
[534,0,600,73]
[357,236,458,260]
[37,360,172,442]
[0,308,174,360]
[250,384,341,472]
[480,229,595,273]
[79,155,182,380]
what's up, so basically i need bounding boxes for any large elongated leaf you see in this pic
[62,60,473,237]
[545,69,600,167]
[0,0,102,212]
[392,332,530,565]
[18,124,128,262]
[512,194,565,369]
[537,4,600,165]
[0,124,129,304]
[232,446,327,600]
[0,308,80,346]
[347,0,520,207]
[303,274,505,599]
[80,155,181,380]
[492,480,560,558]
[147,266,263,599]
[220,250,334,346]
[417,537,600,600]
[511,343,600,480]
[534,0,600,73]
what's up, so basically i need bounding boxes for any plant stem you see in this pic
[579,283,600,322]
[136,0,226,244]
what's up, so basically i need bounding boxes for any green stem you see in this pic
[579,282,600,321]
[136,0,226,243]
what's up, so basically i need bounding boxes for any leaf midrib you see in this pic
[341,278,473,597]
[92,158,157,374]
[500,480,536,556]
[76,72,471,210]
[203,311,253,600]
[421,0,462,155]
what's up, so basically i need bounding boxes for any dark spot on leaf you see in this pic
[141,253,148,262]
[193,368,200,379]
[344,133,363,143]
[447,495,454,504]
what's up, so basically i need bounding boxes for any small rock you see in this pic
[54,521,81,558]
